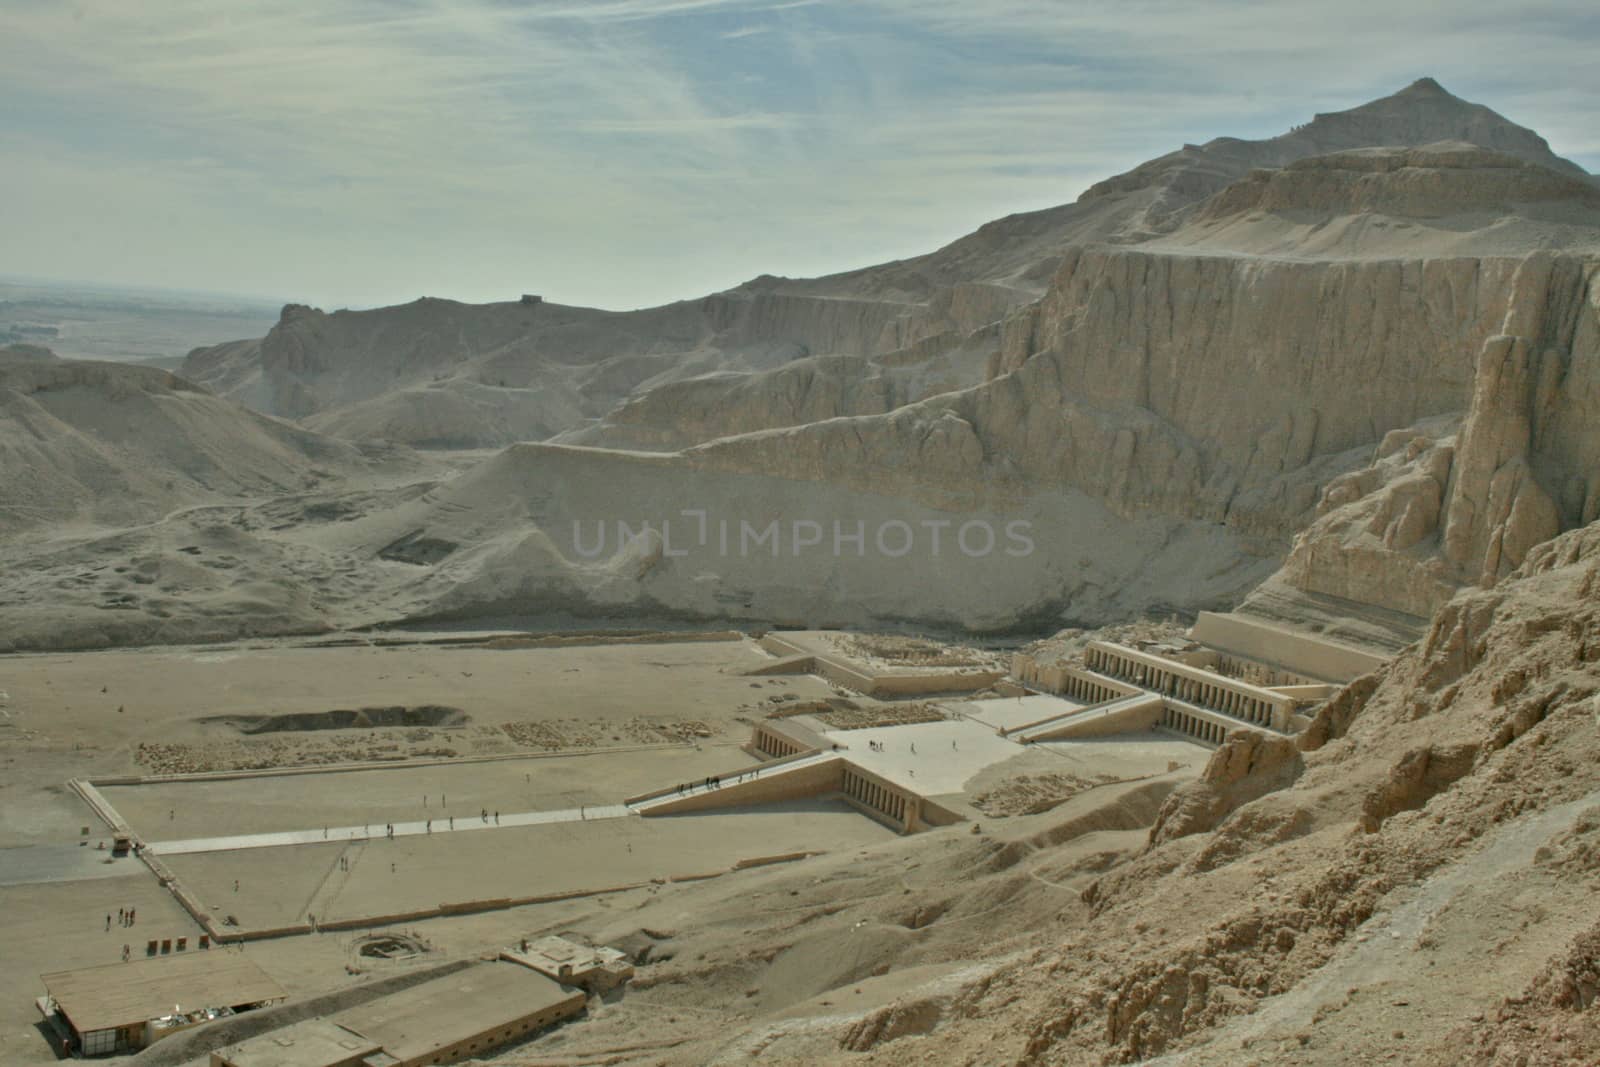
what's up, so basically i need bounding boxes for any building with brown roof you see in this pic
[39,950,286,1056]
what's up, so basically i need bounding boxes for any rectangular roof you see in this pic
[333,963,581,1063]
[215,1019,379,1067]
[41,951,286,1035]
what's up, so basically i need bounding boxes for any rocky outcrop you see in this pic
[1443,255,1600,580]
[1278,422,1462,618]
[1270,252,1597,618]
[1146,731,1305,846]
[1194,142,1600,223]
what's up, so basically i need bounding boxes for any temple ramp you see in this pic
[1010,693,1165,743]
[742,654,817,676]
[626,752,843,816]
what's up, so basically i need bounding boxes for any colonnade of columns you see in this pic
[842,768,908,827]
[1160,705,1230,745]
[1084,643,1286,730]
[1056,668,1137,704]
[754,727,804,759]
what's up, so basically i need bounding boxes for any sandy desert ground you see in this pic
[0,630,1207,1067]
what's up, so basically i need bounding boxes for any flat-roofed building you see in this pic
[211,1019,380,1067]
[331,962,583,1067]
[502,936,635,993]
[39,951,286,1056]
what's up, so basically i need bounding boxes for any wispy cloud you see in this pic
[1,0,1594,309]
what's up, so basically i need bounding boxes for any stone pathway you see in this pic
[144,803,634,855]
[627,751,840,813]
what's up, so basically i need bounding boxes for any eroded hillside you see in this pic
[2,78,1596,650]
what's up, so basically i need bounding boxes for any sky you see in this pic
[3,0,1597,311]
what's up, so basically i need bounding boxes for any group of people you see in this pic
[674,772,750,794]
[106,906,136,930]
[863,738,948,753]
[344,807,504,840]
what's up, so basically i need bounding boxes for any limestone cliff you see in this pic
[49,78,1591,638]
[1192,143,1600,223]
[186,78,1589,455]
[1268,253,1599,618]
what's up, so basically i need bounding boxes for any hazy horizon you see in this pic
[5,1,1598,313]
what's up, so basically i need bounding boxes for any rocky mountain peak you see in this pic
[1297,77,1584,175]
[1398,75,1450,96]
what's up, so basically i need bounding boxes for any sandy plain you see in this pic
[0,630,1206,1067]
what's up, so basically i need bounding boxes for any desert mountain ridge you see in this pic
[1,77,1597,653]
[5,75,1600,1067]
[182,77,1598,452]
